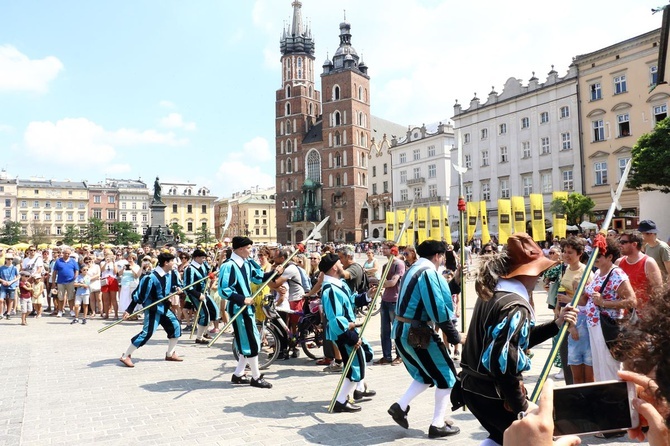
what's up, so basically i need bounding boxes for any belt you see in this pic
[396,315,422,324]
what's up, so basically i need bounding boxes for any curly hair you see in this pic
[619,285,670,427]
[474,251,511,301]
[561,235,586,255]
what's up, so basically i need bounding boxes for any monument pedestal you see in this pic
[142,200,174,248]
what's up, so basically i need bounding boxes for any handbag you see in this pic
[597,267,638,358]
[407,322,433,349]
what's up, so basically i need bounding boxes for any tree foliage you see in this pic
[30,223,51,246]
[628,116,670,193]
[169,223,186,243]
[0,221,23,245]
[62,225,80,245]
[110,222,142,245]
[194,225,216,244]
[80,218,109,245]
[549,192,596,231]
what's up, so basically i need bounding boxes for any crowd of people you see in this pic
[1,218,669,445]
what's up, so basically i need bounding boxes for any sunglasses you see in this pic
[619,240,631,244]
[483,250,493,254]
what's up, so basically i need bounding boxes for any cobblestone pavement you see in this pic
[1,259,636,445]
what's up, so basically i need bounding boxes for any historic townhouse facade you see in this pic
[115,179,150,234]
[451,67,582,232]
[573,28,669,231]
[0,174,17,223]
[162,182,217,241]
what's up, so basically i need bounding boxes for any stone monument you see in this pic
[142,176,174,248]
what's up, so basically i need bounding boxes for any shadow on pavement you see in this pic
[297,422,426,444]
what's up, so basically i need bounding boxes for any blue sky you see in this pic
[0,0,662,198]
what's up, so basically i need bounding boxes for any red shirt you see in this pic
[619,255,649,308]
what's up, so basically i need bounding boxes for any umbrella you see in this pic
[546,225,579,232]
[12,242,31,250]
[580,221,598,230]
[0,243,10,249]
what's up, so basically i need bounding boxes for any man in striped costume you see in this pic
[388,240,462,438]
[218,236,273,389]
[119,252,183,368]
[184,249,219,344]
[320,253,376,413]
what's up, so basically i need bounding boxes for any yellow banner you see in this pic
[498,199,512,244]
[442,204,452,244]
[511,196,526,234]
[417,207,428,243]
[466,201,478,243]
[429,206,441,241]
[395,209,405,245]
[405,209,415,246]
[480,201,491,244]
[386,211,395,242]
[530,194,546,242]
[552,191,568,239]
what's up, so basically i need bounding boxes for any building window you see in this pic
[521,117,530,129]
[614,74,627,94]
[187,222,193,232]
[334,111,341,126]
[561,132,571,150]
[428,164,436,178]
[590,82,602,101]
[654,104,667,123]
[522,141,531,158]
[187,204,193,213]
[67,213,73,221]
[560,106,570,118]
[20,200,27,208]
[413,149,420,161]
[79,213,85,221]
[78,202,85,209]
[428,184,437,197]
[383,163,388,174]
[33,201,39,208]
[500,178,510,198]
[463,133,471,143]
[464,154,472,169]
[202,205,207,213]
[594,161,608,185]
[372,166,377,177]
[286,158,293,173]
[481,150,489,166]
[55,213,62,221]
[56,226,61,235]
[540,112,549,124]
[593,119,605,142]
[522,175,533,196]
[383,181,388,193]
[67,202,73,209]
[413,187,422,198]
[481,128,488,140]
[500,146,508,163]
[400,170,407,184]
[336,174,341,186]
[107,210,116,220]
[121,213,127,222]
[400,189,408,201]
[21,213,27,221]
[411,167,420,179]
[372,183,377,194]
[464,184,473,202]
[4,210,9,218]
[651,65,658,86]
[56,201,62,209]
[4,199,10,207]
[562,170,574,191]
[481,182,490,201]
[618,157,631,180]
[172,204,178,213]
[541,172,552,193]
[108,196,115,204]
[399,153,406,164]
[427,145,436,157]
[94,195,101,203]
[93,210,102,219]
[617,113,630,137]
[44,213,51,221]
[132,214,137,222]
[499,123,507,134]
[540,137,550,155]
[33,212,39,220]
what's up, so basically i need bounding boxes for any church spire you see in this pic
[290,0,303,37]
[280,0,315,56]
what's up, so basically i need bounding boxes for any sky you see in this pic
[0,0,664,198]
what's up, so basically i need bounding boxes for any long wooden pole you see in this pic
[530,160,631,402]
[327,200,415,413]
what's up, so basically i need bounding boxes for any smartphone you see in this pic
[553,380,639,437]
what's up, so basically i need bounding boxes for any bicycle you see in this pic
[232,295,325,369]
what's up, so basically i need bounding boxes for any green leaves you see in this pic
[549,193,595,228]
[628,117,670,193]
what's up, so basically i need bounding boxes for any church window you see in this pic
[285,120,291,135]
[286,140,292,154]
[360,131,366,148]
[286,85,291,98]
[336,174,341,186]
[309,86,313,98]
[297,58,302,68]
[358,86,363,100]
[334,131,341,146]
[309,103,313,115]
[358,112,363,126]
[335,152,342,167]
[333,85,340,100]
[285,102,291,116]
[334,111,341,126]
[307,150,321,183]
[287,158,293,173]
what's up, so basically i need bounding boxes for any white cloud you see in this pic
[215,160,274,196]
[159,100,176,109]
[106,163,132,174]
[159,112,196,131]
[231,136,272,162]
[0,45,63,93]
[23,117,188,169]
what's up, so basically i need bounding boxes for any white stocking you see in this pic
[234,356,248,376]
[166,338,178,356]
[247,355,261,380]
[431,387,451,427]
[398,379,430,410]
[356,380,366,391]
[336,379,358,404]
[196,325,207,340]
[123,344,137,358]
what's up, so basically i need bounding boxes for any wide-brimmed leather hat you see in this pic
[501,233,557,278]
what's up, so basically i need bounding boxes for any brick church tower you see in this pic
[275,2,370,244]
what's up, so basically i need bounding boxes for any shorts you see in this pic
[289,300,302,325]
[19,298,33,314]
[75,293,90,306]
[568,311,592,366]
[0,288,16,300]
[101,276,119,293]
[57,283,76,301]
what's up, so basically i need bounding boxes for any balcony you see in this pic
[393,196,444,207]
[291,207,323,223]
[406,177,426,186]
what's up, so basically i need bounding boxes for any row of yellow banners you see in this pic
[385,192,569,246]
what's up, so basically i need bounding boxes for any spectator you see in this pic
[84,256,102,317]
[374,242,405,366]
[616,232,663,313]
[269,248,305,358]
[363,250,380,287]
[31,274,45,318]
[118,254,141,320]
[52,248,79,318]
[403,246,418,268]
[18,271,33,326]
[21,245,44,277]
[639,220,670,282]
[100,253,119,319]
[0,254,19,319]
[71,265,90,325]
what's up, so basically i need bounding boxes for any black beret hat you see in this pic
[318,253,339,273]
[416,240,448,258]
[232,236,253,250]
[191,249,207,258]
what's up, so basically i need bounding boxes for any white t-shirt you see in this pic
[22,255,44,275]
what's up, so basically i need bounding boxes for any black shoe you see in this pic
[388,403,410,429]
[250,374,272,389]
[353,387,377,401]
[291,349,300,358]
[195,338,208,344]
[428,424,460,438]
[333,400,361,412]
[184,324,193,331]
[278,350,290,360]
[231,374,251,385]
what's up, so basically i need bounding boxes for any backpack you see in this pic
[296,266,311,292]
[352,263,371,308]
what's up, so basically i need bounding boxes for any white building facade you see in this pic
[450,67,583,232]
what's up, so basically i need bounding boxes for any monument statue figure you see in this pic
[153,176,162,202]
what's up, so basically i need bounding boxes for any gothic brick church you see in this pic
[275,1,372,244]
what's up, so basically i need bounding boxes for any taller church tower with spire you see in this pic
[275,2,371,244]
